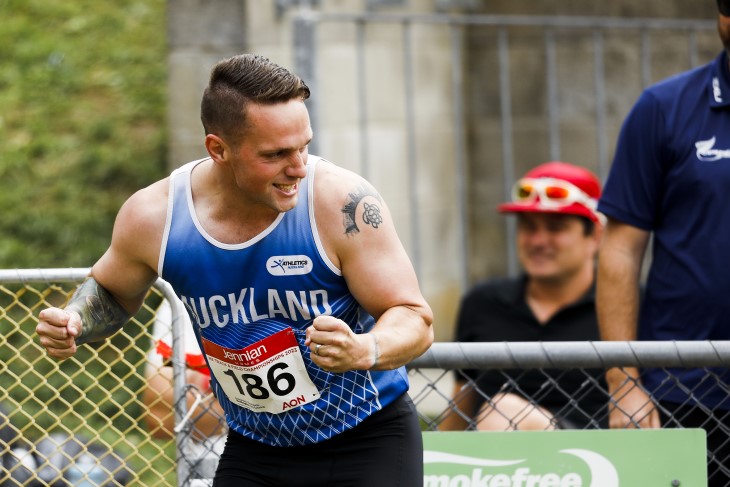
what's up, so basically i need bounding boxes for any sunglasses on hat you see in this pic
[512,177,598,211]
[719,0,730,16]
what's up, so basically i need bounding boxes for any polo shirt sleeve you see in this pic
[452,290,482,383]
[454,287,484,343]
[598,90,669,231]
[452,285,505,394]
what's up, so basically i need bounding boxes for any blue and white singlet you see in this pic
[158,156,410,447]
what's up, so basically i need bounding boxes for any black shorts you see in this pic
[213,394,423,487]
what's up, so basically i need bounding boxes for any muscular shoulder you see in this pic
[311,159,391,266]
[89,177,171,306]
[314,159,382,227]
[112,178,170,266]
[313,160,376,207]
[118,178,169,230]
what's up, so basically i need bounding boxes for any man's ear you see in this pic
[205,134,228,163]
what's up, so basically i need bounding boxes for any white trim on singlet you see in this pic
[159,156,340,273]
[308,157,342,276]
[184,158,285,251]
[157,159,205,276]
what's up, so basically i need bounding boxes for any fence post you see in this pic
[293,9,320,156]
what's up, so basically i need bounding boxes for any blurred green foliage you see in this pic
[0,0,168,268]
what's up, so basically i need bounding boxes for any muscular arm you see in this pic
[597,218,648,343]
[306,162,434,372]
[89,180,168,311]
[596,217,658,428]
[65,278,132,345]
[37,180,167,359]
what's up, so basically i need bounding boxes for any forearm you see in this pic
[596,220,649,387]
[596,253,641,342]
[598,259,641,388]
[367,304,434,370]
[65,278,131,345]
[596,218,648,341]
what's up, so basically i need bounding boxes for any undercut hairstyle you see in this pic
[200,54,311,145]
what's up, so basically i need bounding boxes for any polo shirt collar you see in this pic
[709,50,730,108]
[497,274,529,307]
[498,274,596,309]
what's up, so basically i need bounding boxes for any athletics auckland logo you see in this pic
[695,136,730,162]
[423,449,618,487]
[266,255,313,276]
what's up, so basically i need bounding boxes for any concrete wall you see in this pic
[462,15,720,285]
[166,0,248,168]
[166,0,721,341]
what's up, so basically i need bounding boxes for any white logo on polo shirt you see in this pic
[713,77,723,103]
[695,136,730,162]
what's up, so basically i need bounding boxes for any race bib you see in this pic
[202,328,320,414]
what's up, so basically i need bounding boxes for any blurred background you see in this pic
[0,0,719,339]
[0,1,722,485]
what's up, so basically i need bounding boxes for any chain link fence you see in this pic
[3,270,730,485]
[0,269,182,486]
[410,342,730,485]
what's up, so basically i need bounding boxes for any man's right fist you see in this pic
[36,307,82,360]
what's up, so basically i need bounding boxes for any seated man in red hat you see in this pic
[441,161,607,431]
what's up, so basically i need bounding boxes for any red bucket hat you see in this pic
[497,161,603,224]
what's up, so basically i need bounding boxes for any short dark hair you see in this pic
[200,54,310,144]
[516,212,596,236]
[718,0,730,16]
[580,216,596,236]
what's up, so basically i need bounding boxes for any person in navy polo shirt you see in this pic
[597,2,730,484]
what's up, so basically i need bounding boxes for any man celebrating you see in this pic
[36,54,433,486]
[441,162,605,431]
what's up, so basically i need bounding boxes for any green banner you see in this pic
[423,429,706,486]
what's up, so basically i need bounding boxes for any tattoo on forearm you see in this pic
[65,278,131,345]
[341,185,383,235]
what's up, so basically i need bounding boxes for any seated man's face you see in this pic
[516,212,598,283]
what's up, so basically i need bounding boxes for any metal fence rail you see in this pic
[411,341,730,369]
